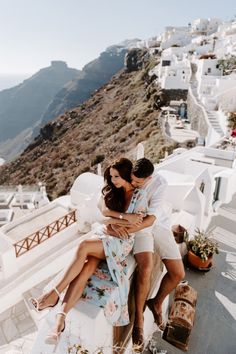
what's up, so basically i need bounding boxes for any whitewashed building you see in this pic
[152,53,191,90]
[160,26,192,50]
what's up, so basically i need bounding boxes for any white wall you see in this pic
[192,18,208,33]
[165,184,194,210]
[195,168,215,216]
[182,186,205,229]
[217,169,236,204]
[0,233,17,278]
[215,85,236,112]
[198,76,217,96]
[161,75,189,89]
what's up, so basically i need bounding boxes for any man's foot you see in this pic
[132,326,144,352]
[146,299,165,331]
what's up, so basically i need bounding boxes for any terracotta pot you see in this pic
[187,250,213,270]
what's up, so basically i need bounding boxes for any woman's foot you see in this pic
[45,312,66,346]
[29,287,60,312]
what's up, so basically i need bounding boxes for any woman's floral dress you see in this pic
[81,188,148,326]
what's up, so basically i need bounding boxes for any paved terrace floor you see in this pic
[145,194,236,354]
[1,195,236,353]
[164,116,199,143]
[6,204,69,242]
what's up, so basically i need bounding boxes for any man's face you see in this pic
[131,173,150,188]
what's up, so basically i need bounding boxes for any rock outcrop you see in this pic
[0,61,81,142]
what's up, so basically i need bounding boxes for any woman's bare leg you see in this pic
[33,239,105,309]
[51,256,100,334]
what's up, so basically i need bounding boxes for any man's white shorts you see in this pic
[133,225,181,260]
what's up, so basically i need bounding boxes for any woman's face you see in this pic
[110,167,127,188]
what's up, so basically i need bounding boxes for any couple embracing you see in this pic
[29,157,184,351]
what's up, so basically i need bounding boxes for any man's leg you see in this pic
[134,252,154,328]
[132,232,154,348]
[149,259,185,324]
[147,225,185,328]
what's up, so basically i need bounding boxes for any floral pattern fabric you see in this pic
[81,188,148,326]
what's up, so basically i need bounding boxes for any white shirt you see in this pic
[140,172,171,230]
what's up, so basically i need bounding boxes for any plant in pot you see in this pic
[184,228,219,270]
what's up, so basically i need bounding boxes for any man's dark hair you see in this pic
[133,158,154,178]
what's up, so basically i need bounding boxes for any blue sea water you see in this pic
[0,74,31,91]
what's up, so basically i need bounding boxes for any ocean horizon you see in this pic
[0,73,31,91]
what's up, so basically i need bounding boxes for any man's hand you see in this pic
[125,213,143,226]
[105,224,130,239]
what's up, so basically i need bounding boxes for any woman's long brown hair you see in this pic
[102,158,133,212]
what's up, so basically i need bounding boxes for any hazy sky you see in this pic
[0,0,235,75]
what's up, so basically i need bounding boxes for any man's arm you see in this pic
[104,214,156,239]
[126,214,156,233]
[103,217,136,227]
[104,224,130,239]
[99,197,143,225]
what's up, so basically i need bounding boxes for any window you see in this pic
[199,181,205,194]
[213,177,221,202]
[162,60,171,67]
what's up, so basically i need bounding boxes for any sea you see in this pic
[0,74,31,91]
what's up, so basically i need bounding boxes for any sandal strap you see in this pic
[53,287,60,298]
[47,332,58,338]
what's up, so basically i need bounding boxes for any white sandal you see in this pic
[28,287,60,312]
[45,312,66,351]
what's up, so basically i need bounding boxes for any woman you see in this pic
[29,158,147,347]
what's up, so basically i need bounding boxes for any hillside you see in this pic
[40,45,128,126]
[0,49,178,199]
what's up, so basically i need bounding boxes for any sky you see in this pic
[0,0,235,76]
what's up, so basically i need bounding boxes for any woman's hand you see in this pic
[124,213,143,226]
[105,224,130,239]
[103,217,132,227]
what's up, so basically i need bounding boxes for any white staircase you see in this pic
[206,110,225,137]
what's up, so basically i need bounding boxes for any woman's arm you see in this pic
[103,217,135,227]
[99,197,143,225]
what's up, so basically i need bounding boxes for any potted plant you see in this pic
[184,228,219,270]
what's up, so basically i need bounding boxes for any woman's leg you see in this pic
[34,239,105,309]
[51,256,100,334]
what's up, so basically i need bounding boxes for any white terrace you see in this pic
[0,172,165,353]
[0,184,49,229]
[0,143,236,353]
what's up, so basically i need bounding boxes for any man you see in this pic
[106,158,185,349]
[129,158,185,349]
